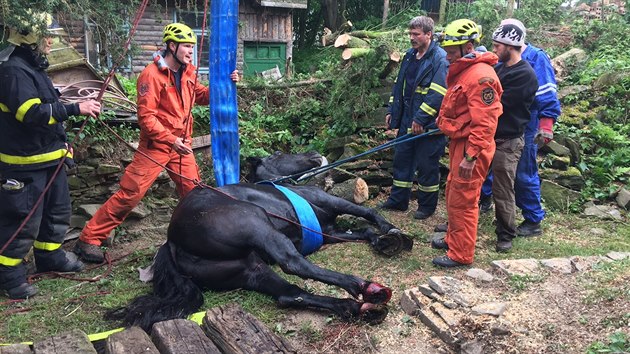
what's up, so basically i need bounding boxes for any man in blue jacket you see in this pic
[380,16,448,220]
[480,18,561,237]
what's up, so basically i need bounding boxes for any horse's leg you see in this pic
[179,251,388,324]
[322,229,413,257]
[242,222,392,305]
[307,190,399,234]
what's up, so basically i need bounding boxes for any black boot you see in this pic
[5,283,39,299]
[36,250,85,273]
[517,220,542,237]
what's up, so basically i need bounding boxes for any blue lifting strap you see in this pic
[261,182,323,255]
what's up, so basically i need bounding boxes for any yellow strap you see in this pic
[86,327,124,342]
[420,102,437,117]
[429,82,447,95]
[417,184,440,192]
[16,98,42,122]
[0,255,23,266]
[0,103,10,113]
[188,311,206,325]
[393,180,413,188]
[33,241,62,251]
[0,148,73,165]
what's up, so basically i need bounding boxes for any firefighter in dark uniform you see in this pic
[0,14,101,299]
[380,16,448,220]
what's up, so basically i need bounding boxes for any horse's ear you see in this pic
[246,156,262,167]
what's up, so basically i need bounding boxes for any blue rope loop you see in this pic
[259,182,323,255]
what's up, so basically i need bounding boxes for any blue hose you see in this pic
[209,0,239,186]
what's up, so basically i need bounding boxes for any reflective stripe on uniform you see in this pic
[389,96,394,103]
[0,255,22,266]
[393,179,413,188]
[429,82,447,95]
[0,148,73,165]
[33,241,62,251]
[417,184,440,192]
[415,87,429,94]
[16,98,42,122]
[0,103,10,112]
[420,102,437,116]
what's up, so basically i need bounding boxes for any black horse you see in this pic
[110,152,413,331]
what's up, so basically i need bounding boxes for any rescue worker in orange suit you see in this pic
[0,14,101,299]
[431,19,503,267]
[74,23,239,263]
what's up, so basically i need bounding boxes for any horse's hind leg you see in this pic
[183,252,388,324]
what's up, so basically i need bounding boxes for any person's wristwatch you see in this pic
[464,153,477,162]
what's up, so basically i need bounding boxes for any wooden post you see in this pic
[382,0,390,29]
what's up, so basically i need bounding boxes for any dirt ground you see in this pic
[109,195,629,354]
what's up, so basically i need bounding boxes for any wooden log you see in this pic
[151,319,221,354]
[105,327,159,354]
[321,27,337,46]
[329,177,369,204]
[328,167,356,184]
[334,34,369,48]
[342,48,373,60]
[379,52,402,79]
[202,304,296,354]
[33,329,96,354]
[348,30,397,39]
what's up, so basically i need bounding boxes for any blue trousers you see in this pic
[481,115,545,223]
[388,130,446,213]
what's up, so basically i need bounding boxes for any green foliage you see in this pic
[66,111,139,146]
[587,332,630,353]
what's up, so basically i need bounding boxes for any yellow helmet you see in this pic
[438,19,482,47]
[162,23,197,44]
[7,12,63,46]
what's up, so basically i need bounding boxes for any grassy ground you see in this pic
[1,196,629,352]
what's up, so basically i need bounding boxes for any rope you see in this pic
[261,128,444,184]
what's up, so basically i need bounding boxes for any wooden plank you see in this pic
[192,135,211,150]
[202,304,296,354]
[32,329,96,354]
[151,319,221,354]
[105,327,159,354]
[0,344,32,354]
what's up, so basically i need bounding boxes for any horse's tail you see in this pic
[106,242,204,332]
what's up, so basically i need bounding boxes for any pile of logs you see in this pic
[0,304,295,354]
[322,22,403,79]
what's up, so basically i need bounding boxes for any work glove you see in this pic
[535,117,554,148]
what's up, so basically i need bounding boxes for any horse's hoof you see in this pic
[360,303,389,325]
[373,233,404,257]
[362,282,392,304]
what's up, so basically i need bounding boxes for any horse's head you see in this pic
[246,151,327,182]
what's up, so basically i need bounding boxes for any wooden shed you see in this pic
[59,0,307,77]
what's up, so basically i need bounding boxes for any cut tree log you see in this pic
[105,327,159,354]
[349,30,397,39]
[379,51,402,79]
[322,27,337,46]
[334,34,370,48]
[202,304,296,354]
[329,177,369,204]
[151,319,221,354]
[342,48,373,60]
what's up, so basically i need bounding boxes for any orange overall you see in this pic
[80,54,210,246]
[437,52,503,264]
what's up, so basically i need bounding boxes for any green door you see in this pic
[243,42,286,77]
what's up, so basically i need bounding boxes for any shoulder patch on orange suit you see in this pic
[481,87,495,105]
[138,82,149,97]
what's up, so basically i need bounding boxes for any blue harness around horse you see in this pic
[261,182,323,255]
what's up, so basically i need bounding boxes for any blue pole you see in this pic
[209,0,239,186]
